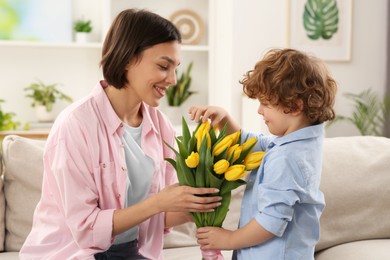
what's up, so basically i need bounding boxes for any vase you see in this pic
[35,105,56,122]
[75,32,90,43]
[201,249,224,260]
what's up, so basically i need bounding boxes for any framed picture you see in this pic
[288,0,352,61]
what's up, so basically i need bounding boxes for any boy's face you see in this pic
[257,98,308,136]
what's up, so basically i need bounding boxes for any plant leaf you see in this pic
[303,0,339,40]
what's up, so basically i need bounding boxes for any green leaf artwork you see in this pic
[303,0,339,40]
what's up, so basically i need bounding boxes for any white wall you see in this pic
[227,0,388,137]
[0,0,388,137]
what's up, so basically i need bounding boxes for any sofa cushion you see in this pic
[1,135,45,252]
[315,239,390,260]
[316,136,390,252]
[163,184,245,249]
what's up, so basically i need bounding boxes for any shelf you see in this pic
[0,129,50,140]
[181,45,209,52]
[0,40,102,49]
[0,40,208,52]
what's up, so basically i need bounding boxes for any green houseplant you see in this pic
[24,80,73,113]
[73,18,93,33]
[165,62,196,107]
[327,89,390,136]
[0,99,20,131]
[73,18,93,43]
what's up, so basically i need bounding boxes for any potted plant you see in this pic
[164,62,196,124]
[166,62,195,107]
[0,99,20,131]
[73,18,93,43]
[24,79,73,122]
[327,89,390,136]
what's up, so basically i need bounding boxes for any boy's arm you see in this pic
[197,219,274,250]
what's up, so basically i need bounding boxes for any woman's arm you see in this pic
[164,212,192,228]
[113,184,221,235]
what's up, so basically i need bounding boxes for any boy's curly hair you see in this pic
[240,48,337,125]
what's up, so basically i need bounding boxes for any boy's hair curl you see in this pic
[240,48,337,125]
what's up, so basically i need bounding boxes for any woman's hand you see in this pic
[156,183,222,213]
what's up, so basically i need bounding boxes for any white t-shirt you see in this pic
[114,121,154,244]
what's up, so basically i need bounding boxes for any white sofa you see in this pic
[1,135,390,259]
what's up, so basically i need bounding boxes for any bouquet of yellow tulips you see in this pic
[165,118,265,228]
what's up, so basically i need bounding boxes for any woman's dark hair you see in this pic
[100,9,181,88]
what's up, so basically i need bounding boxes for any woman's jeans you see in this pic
[94,240,147,260]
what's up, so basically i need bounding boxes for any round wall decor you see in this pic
[169,9,205,45]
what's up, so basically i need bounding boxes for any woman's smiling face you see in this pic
[124,40,181,107]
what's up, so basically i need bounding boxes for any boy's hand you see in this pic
[196,226,233,250]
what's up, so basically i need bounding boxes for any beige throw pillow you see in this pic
[316,136,390,252]
[2,135,45,251]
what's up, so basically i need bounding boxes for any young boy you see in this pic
[189,48,337,259]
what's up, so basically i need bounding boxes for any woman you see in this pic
[20,9,221,260]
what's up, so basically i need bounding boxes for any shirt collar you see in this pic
[93,80,158,137]
[271,123,325,147]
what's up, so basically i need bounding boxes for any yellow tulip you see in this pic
[244,151,266,170]
[213,159,230,174]
[241,137,258,153]
[195,121,211,150]
[227,144,242,163]
[224,164,246,181]
[226,131,241,145]
[185,152,200,168]
[213,136,233,156]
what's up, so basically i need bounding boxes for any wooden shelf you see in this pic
[0,129,50,139]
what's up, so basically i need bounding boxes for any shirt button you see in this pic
[120,123,124,127]
[102,163,106,168]
[121,142,124,148]
[117,194,121,199]
[121,166,126,171]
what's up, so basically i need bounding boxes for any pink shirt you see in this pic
[20,81,177,260]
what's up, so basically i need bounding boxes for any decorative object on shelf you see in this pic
[164,62,196,124]
[169,9,205,45]
[24,79,73,122]
[73,18,93,43]
[0,99,20,131]
[289,0,352,61]
[327,89,390,136]
[165,118,265,260]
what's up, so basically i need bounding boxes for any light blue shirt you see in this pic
[238,124,326,260]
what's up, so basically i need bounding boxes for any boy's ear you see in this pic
[291,99,304,116]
